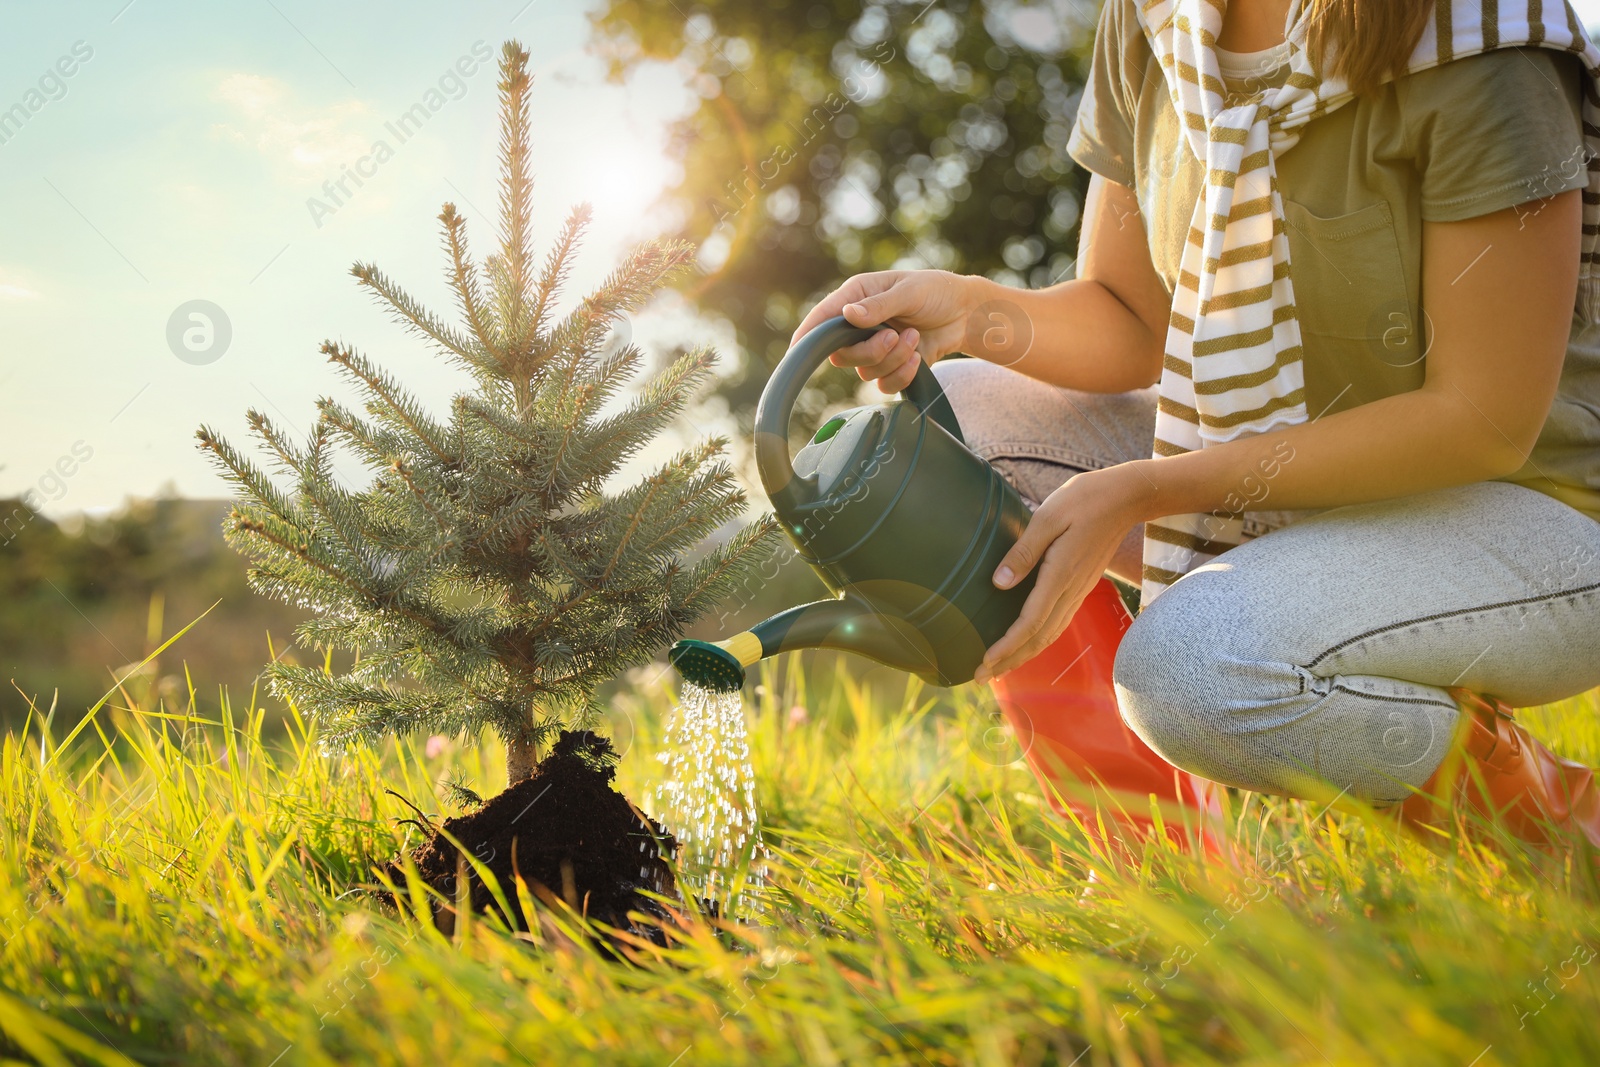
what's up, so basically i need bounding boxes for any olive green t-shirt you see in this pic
[1067,0,1600,521]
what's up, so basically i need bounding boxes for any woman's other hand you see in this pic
[973,465,1151,684]
[790,270,976,393]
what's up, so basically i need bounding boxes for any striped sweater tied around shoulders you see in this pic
[1135,0,1600,603]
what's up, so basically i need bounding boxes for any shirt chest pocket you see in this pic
[1282,199,1410,341]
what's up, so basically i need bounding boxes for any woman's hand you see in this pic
[789,270,977,393]
[973,466,1150,685]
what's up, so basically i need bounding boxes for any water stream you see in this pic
[647,682,768,915]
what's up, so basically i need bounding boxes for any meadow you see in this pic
[4,637,1599,1066]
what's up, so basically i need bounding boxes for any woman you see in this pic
[792,0,1600,845]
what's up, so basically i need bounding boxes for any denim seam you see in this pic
[1241,516,1285,539]
[972,442,1110,471]
[1330,683,1456,710]
[1305,578,1600,670]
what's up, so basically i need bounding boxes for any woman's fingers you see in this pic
[828,327,897,369]
[984,577,1091,680]
[972,504,1068,681]
[969,469,1139,683]
[975,494,1086,682]
[991,499,1066,591]
[830,327,922,387]
[791,272,898,345]
[975,551,1066,683]
[792,272,932,349]
[975,556,1093,682]
[839,283,922,332]
[790,278,869,346]
[868,329,921,390]
[876,349,921,393]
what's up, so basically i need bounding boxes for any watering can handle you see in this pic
[755,316,965,506]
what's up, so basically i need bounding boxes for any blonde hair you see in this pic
[1304,0,1436,95]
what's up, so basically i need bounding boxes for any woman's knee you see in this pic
[1111,567,1302,788]
[1112,579,1238,778]
[1111,567,1462,799]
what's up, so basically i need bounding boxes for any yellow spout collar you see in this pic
[715,631,763,668]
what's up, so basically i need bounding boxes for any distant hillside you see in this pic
[0,496,312,728]
[0,495,825,731]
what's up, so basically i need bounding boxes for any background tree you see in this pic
[590,0,1096,432]
[197,42,776,785]
[0,496,314,728]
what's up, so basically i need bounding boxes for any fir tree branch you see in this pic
[316,399,414,483]
[234,515,375,612]
[581,342,644,407]
[323,342,456,467]
[468,490,554,559]
[555,348,714,489]
[389,457,453,532]
[291,425,386,576]
[632,468,745,563]
[494,41,536,351]
[195,426,300,524]
[244,409,307,478]
[349,263,494,375]
[540,379,599,498]
[301,420,336,487]
[453,398,558,511]
[234,481,461,656]
[673,514,782,616]
[591,439,730,586]
[596,469,671,588]
[440,202,502,360]
[269,665,485,743]
[540,240,691,387]
[525,204,591,355]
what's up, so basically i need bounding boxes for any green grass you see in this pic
[3,657,1599,1066]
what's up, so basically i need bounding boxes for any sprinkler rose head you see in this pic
[669,638,747,693]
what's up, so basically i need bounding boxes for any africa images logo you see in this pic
[0,40,94,147]
[305,41,493,228]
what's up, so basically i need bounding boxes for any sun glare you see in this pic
[573,139,676,218]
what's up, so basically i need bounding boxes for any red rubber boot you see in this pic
[1399,688,1600,854]
[989,578,1222,854]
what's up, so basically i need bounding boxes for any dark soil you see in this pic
[384,730,681,944]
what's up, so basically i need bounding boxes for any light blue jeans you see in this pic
[935,359,1600,802]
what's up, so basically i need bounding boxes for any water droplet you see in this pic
[647,682,769,915]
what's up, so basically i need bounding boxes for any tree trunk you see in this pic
[506,734,539,784]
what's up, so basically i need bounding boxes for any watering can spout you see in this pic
[669,598,938,693]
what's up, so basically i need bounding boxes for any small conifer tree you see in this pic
[198,42,775,783]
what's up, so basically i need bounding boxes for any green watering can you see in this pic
[669,316,1037,692]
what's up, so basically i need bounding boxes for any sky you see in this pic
[0,0,710,518]
[4,0,1600,518]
